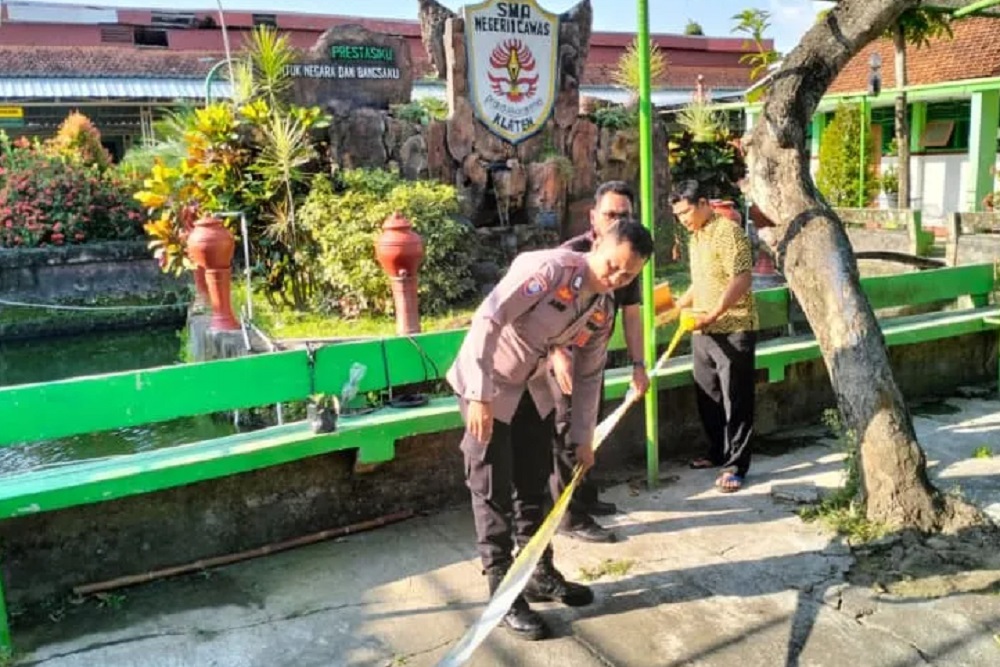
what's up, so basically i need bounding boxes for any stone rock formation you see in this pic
[290,24,413,111]
[417,0,456,80]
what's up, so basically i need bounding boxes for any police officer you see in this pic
[447,218,654,641]
[550,180,650,544]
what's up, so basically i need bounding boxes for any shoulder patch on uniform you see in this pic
[522,274,548,296]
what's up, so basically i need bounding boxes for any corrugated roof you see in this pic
[0,77,231,100]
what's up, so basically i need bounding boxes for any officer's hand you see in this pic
[467,400,493,444]
[551,346,573,394]
[575,442,595,471]
[631,365,650,396]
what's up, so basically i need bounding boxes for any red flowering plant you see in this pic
[0,128,146,248]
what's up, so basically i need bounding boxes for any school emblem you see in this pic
[464,0,559,144]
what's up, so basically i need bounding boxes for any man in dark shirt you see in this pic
[549,181,650,543]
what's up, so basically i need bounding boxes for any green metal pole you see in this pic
[636,0,659,489]
[953,0,1000,18]
[858,96,868,208]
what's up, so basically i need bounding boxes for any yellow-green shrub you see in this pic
[300,169,477,316]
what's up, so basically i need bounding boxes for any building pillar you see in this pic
[967,89,999,212]
[909,101,927,210]
[745,107,760,134]
[810,113,827,177]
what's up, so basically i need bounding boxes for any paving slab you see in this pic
[12,392,1000,667]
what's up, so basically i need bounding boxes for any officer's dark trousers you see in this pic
[461,391,554,572]
[549,387,601,529]
[692,331,756,477]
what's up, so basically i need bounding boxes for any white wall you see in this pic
[811,152,1000,226]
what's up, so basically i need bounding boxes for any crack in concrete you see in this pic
[20,600,372,666]
[19,631,190,666]
[853,615,933,664]
[571,633,619,667]
[384,636,459,666]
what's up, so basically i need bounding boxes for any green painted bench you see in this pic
[0,262,996,652]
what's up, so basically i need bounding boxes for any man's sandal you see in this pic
[715,472,744,493]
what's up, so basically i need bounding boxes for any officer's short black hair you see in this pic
[605,217,654,259]
[669,179,709,206]
[595,180,635,208]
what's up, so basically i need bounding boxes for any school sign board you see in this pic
[464,0,559,145]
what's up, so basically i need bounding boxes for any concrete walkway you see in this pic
[14,391,1000,667]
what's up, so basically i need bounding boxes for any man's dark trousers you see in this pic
[549,384,602,529]
[692,331,756,477]
[461,391,554,571]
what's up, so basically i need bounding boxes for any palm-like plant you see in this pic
[239,26,324,308]
[676,99,725,143]
[611,37,669,107]
[246,26,295,105]
[731,9,780,102]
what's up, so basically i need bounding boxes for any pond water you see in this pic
[0,327,236,476]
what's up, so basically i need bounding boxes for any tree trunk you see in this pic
[893,24,911,209]
[745,0,978,532]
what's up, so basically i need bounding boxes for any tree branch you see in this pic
[763,0,919,148]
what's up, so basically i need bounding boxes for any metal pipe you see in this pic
[204,59,229,104]
[240,212,253,322]
[636,0,660,489]
[953,0,1000,18]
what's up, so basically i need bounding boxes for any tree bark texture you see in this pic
[893,24,911,209]
[745,0,977,532]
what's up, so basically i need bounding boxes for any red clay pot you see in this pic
[710,199,742,224]
[191,265,210,312]
[375,211,425,334]
[187,215,239,331]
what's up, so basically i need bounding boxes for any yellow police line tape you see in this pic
[437,313,695,666]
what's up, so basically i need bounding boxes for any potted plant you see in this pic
[307,393,340,434]
[880,166,899,209]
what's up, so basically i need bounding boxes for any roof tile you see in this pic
[828,16,1000,94]
[0,45,222,78]
[0,42,756,92]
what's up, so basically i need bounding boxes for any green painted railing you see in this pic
[0,264,994,449]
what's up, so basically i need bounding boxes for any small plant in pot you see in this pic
[880,166,899,209]
[307,393,340,434]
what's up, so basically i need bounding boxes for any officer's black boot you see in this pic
[524,554,594,606]
[486,567,550,641]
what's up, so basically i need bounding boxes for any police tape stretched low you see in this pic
[437,312,695,666]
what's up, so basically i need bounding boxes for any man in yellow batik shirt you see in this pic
[670,179,758,493]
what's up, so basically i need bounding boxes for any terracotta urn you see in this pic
[375,211,424,334]
[709,199,742,225]
[191,266,210,313]
[186,215,240,331]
